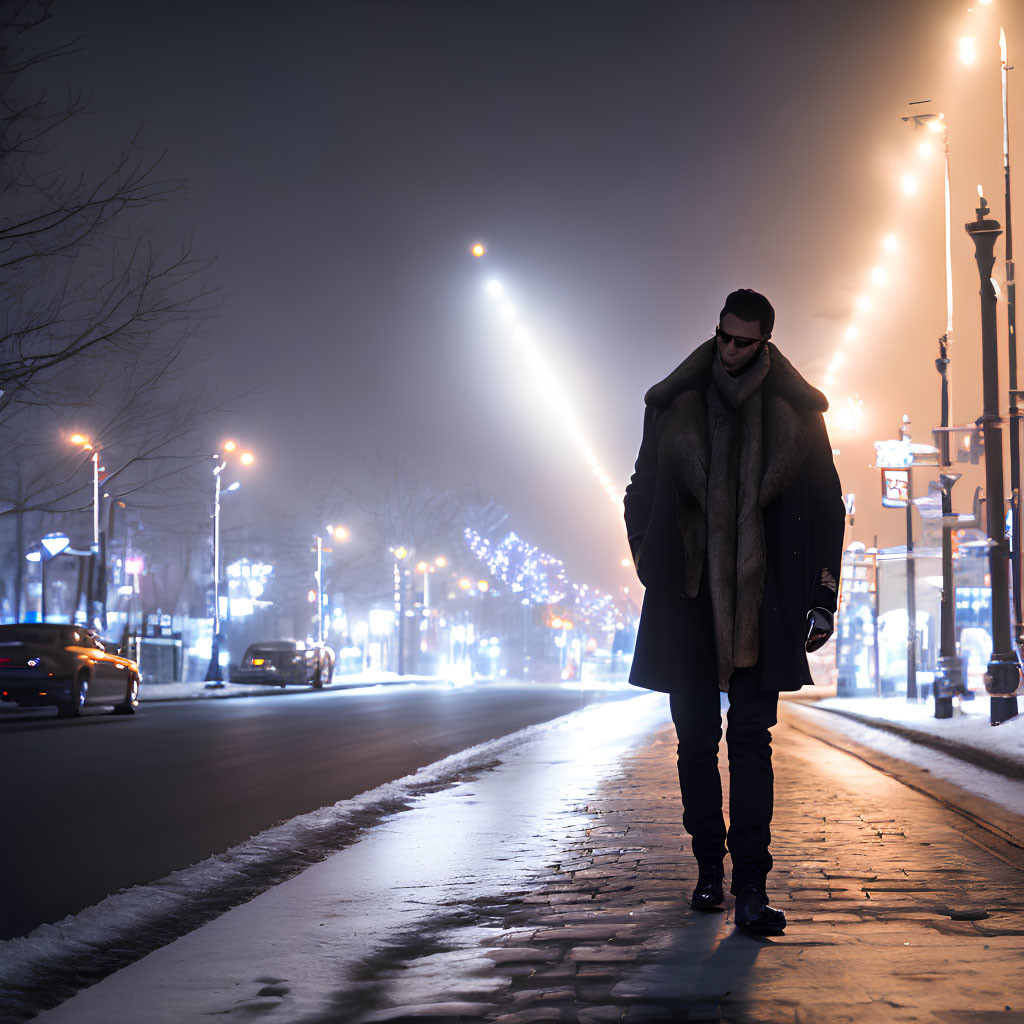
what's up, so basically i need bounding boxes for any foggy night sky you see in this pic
[39,0,1024,593]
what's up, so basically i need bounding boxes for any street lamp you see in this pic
[960,22,1022,650]
[965,191,1020,724]
[314,525,350,645]
[998,27,1021,650]
[901,107,966,718]
[70,433,103,626]
[205,440,254,685]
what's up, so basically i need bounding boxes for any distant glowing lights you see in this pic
[959,36,978,66]
[844,325,859,341]
[917,140,934,159]
[834,396,865,435]
[471,242,486,257]
[900,173,919,196]
[883,234,899,252]
[486,280,503,298]
[870,266,887,285]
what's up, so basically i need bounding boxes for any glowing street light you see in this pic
[69,433,101,556]
[482,277,627,519]
[69,433,105,626]
[471,242,486,257]
[206,440,255,685]
[315,524,350,645]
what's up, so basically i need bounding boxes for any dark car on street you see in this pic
[0,623,140,718]
[230,640,335,688]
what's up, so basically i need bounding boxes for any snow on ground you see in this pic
[813,694,1024,771]
[4,692,667,1023]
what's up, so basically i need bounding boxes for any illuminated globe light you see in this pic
[824,373,835,387]
[855,294,872,313]
[240,452,255,465]
[471,242,486,257]
[870,266,886,285]
[844,325,859,341]
[901,173,919,197]
[498,302,517,321]
[883,233,899,252]
[224,440,237,452]
[959,36,977,66]
[926,116,944,134]
[917,140,934,160]
[486,280,503,298]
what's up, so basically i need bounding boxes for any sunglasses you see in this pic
[716,326,765,349]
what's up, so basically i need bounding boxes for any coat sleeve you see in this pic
[623,404,657,567]
[805,413,846,613]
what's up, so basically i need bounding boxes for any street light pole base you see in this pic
[991,695,1019,725]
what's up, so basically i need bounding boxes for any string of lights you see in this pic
[463,525,630,629]
[464,526,567,604]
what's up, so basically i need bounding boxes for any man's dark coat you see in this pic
[624,338,846,694]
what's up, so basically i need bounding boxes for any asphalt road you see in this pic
[1,681,641,940]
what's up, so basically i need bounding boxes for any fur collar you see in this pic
[650,338,826,604]
[645,338,829,414]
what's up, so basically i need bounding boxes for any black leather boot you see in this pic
[734,880,786,935]
[690,861,725,912]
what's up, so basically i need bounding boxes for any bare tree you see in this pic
[0,1,217,393]
[0,1,220,619]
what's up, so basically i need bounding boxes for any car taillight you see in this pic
[252,658,265,666]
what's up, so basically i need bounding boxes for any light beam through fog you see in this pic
[481,275,625,521]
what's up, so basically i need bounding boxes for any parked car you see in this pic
[0,623,140,718]
[230,640,335,688]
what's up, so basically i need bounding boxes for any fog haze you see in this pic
[42,0,1024,592]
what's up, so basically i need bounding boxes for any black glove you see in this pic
[805,607,834,653]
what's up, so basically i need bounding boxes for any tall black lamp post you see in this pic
[965,191,1021,724]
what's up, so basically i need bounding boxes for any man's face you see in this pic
[716,313,765,373]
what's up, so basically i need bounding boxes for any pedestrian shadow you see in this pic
[618,912,770,1021]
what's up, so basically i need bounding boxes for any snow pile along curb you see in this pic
[805,696,1024,779]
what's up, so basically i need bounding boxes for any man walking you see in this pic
[623,289,845,935]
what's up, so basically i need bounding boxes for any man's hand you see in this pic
[805,607,834,653]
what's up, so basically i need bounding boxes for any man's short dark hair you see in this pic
[720,289,775,339]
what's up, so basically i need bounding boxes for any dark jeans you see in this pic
[669,671,779,894]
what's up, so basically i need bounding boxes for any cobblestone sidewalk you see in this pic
[348,712,1024,1024]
